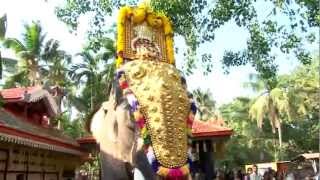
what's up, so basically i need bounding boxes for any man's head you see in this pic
[247,167,253,174]
[252,164,258,173]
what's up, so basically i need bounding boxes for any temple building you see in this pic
[191,119,233,179]
[0,86,86,180]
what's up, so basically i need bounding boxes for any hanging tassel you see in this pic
[168,168,183,178]
[133,111,144,121]
[157,166,170,177]
[180,165,190,175]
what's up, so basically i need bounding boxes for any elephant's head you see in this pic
[90,89,155,180]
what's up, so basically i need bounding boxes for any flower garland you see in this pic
[117,70,151,145]
[116,5,175,68]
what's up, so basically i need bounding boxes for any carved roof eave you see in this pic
[23,89,59,116]
[0,127,86,156]
[2,88,59,117]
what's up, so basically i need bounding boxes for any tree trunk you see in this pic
[0,51,2,79]
[90,82,94,111]
[277,123,282,160]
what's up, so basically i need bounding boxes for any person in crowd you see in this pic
[263,168,276,180]
[244,167,252,180]
[249,165,262,180]
[235,169,244,180]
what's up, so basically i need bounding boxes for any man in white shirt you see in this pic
[250,165,262,180]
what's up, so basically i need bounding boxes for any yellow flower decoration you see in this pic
[141,126,148,138]
[165,36,175,65]
[180,164,190,175]
[116,6,130,68]
[131,5,147,24]
[161,15,173,35]
[157,166,170,176]
[116,5,175,67]
[134,111,144,121]
[146,13,163,28]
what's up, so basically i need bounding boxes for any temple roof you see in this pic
[0,86,85,156]
[0,108,85,155]
[0,86,58,117]
[191,119,233,138]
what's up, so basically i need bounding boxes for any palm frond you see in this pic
[23,21,45,56]
[249,94,269,128]
[3,70,30,88]
[0,14,7,39]
[76,51,95,64]
[42,39,60,61]
[18,51,35,60]
[2,38,26,53]
[270,88,291,121]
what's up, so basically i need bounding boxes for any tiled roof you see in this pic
[0,86,39,100]
[0,86,58,117]
[192,119,233,138]
[0,108,85,155]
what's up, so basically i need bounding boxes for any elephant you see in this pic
[90,60,193,180]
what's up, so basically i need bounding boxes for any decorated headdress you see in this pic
[116,5,174,68]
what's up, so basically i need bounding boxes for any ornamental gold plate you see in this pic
[122,60,190,168]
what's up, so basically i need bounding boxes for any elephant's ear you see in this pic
[102,101,112,111]
[108,83,123,110]
[90,105,108,143]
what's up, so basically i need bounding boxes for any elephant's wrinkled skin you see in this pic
[90,91,155,180]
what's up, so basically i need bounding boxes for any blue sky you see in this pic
[0,0,318,106]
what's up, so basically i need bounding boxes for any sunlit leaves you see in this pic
[55,0,317,77]
[0,14,7,39]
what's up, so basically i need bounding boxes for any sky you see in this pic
[0,0,318,106]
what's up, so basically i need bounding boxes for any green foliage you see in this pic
[53,114,85,138]
[0,14,7,40]
[55,0,317,78]
[1,21,71,87]
[3,70,30,88]
[68,47,115,112]
[219,97,275,167]
[192,88,217,121]
[220,58,319,166]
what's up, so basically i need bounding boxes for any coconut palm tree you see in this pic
[41,39,71,86]
[192,88,217,121]
[2,21,45,85]
[0,14,7,79]
[0,14,6,39]
[248,74,291,160]
[68,48,115,112]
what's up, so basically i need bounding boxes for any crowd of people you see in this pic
[212,164,318,180]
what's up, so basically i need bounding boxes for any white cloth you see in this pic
[134,168,145,180]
